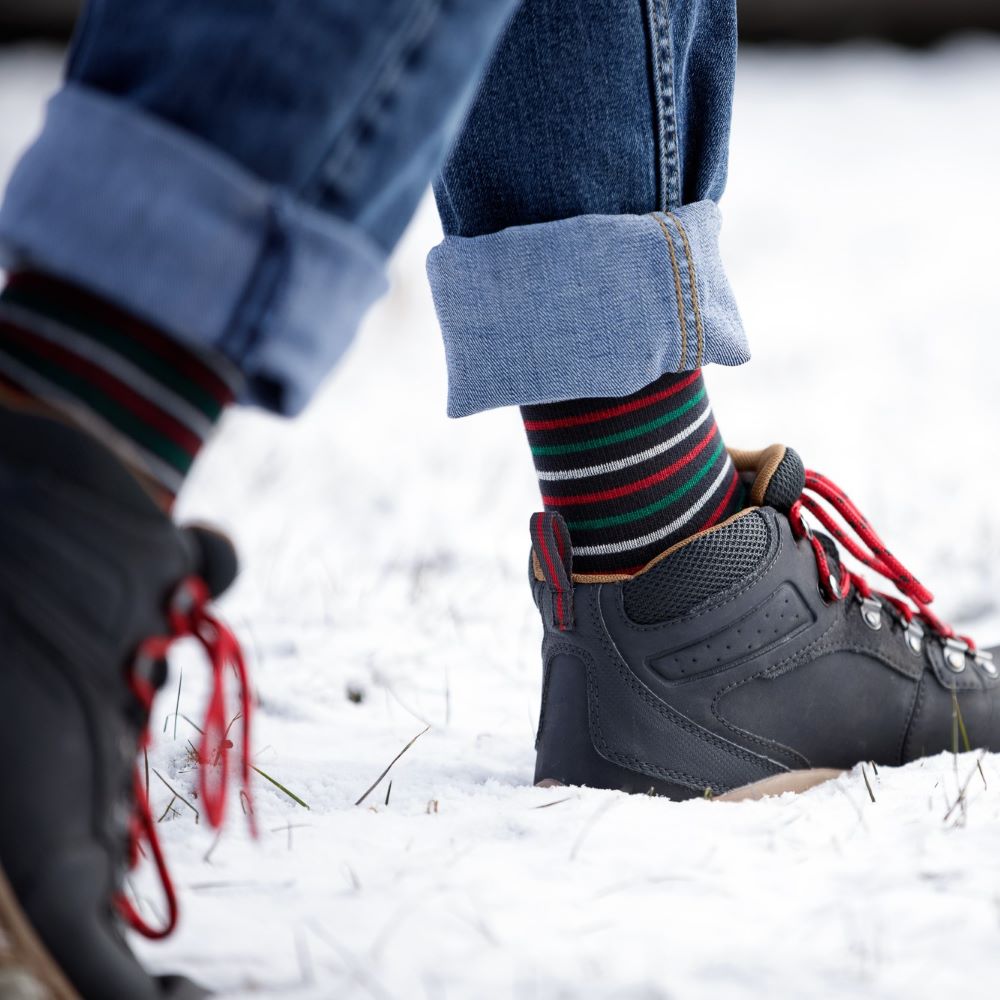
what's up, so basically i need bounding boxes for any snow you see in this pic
[3,38,1000,1000]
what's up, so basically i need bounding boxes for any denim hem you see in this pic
[0,84,388,416]
[426,201,749,418]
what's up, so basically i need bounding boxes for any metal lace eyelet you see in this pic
[974,649,998,678]
[904,621,925,655]
[858,596,882,631]
[944,638,969,674]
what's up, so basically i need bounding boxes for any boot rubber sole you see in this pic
[0,861,79,1000]
[536,767,844,802]
[713,768,844,801]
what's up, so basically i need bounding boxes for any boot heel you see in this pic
[533,653,695,798]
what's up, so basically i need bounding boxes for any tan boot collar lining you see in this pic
[531,444,788,586]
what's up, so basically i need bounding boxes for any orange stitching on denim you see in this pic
[651,213,688,371]
[667,212,704,367]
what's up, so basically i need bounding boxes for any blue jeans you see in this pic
[0,0,747,418]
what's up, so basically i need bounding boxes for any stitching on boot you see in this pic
[587,590,781,781]
[897,671,924,764]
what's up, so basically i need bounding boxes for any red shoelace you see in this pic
[116,576,255,940]
[788,468,976,650]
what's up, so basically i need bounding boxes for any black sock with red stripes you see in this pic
[0,272,241,507]
[521,370,744,577]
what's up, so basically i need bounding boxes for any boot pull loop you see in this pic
[530,512,575,631]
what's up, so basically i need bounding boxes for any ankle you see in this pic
[0,272,241,508]
[522,370,743,576]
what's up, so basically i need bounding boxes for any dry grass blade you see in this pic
[861,766,876,803]
[951,689,972,755]
[172,666,183,740]
[307,919,393,1000]
[943,751,987,825]
[355,726,430,806]
[180,713,205,735]
[532,796,573,810]
[203,832,223,864]
[250,764,311,810]
[152,768,199,823]
[157,795,179,824]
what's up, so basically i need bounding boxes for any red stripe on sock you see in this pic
[542,423,718,507]
[1,321,201,455]
[702,468,741,529]
[612,475,740,579]
[523,369,701,432]
[6,272,236,403]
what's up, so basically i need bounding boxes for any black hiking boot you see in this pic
[0,405,253,999]
[531,444,1000,800]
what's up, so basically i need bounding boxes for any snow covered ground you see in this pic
[3,38,1000,1000]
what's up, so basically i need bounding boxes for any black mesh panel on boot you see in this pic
[763,447,805,512]
[622,511,772,624]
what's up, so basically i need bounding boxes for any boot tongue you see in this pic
[733,446,848,584]
[183,524,239,598]
[814,530,843,576]
[732,444,806,514]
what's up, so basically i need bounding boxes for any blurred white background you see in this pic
[2,30,1000,1000]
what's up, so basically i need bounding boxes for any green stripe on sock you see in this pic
[2,284,225,417]
[530,388,706,457]
[0,341,194,472]
[566,439,726,531]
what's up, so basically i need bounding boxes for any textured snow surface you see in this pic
[3,40,1000,1000]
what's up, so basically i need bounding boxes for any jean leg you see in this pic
[427,0,748,417]
[0,0,517,415]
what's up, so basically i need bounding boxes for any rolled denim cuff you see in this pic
[0,85,388,416]
[427,202,748,417]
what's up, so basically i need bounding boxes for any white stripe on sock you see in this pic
[535,402,713,482]
[571,455,735,558]
[0,349,185,494]
[0,301,214,437]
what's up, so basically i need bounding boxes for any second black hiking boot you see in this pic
[531,444,1000,800]
[0,405,253,999]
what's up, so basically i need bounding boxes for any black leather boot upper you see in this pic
[531,445,999,798]
[0,407,238,999]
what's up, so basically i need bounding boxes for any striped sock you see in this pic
[521,370,744,577]
[0,272,241,505]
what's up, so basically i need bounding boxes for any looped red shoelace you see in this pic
[788,469,975,649]
[116,576,255,940]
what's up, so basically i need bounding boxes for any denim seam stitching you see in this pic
[667,212,704,367]
[306,0,441,201]
[217,201,290,363]
[650,213,687,370]
[64,0,103,80]
[642,0,669,210]
[648,0,681,211]
[660,213,696,367]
